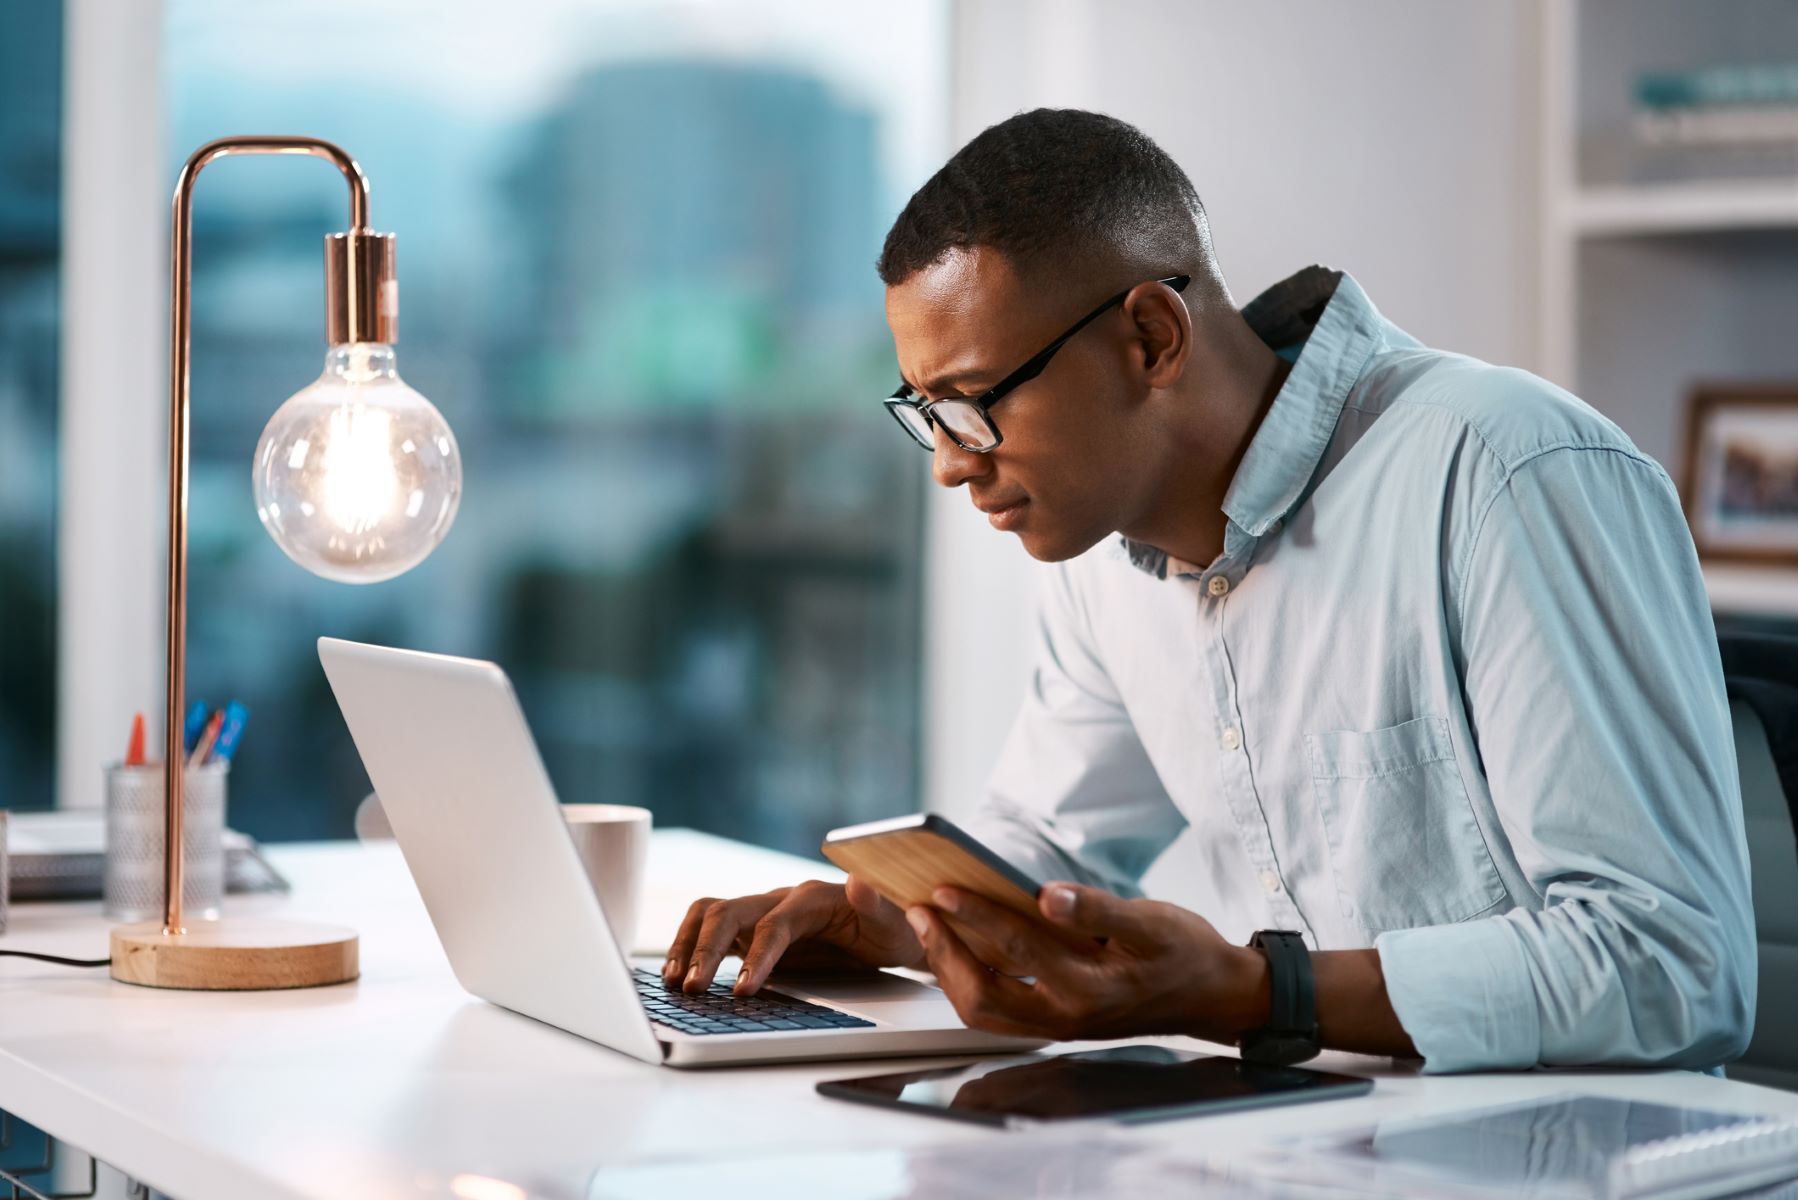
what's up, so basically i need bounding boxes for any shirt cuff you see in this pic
[1375,916,1542,1073]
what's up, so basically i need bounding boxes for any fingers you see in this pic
[929,886,1063,978]
[1037,882,1155,944]
[844,873,893,920]
[665,891,785,991]
[906,906,1045,1038]
[669,878,924,997]
[846,873,927,968]
[733,918,795,996]
[734,880,843,995]
[683,899,760,992]
[664,896,725,985]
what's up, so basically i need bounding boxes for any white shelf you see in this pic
[1538,2,1798,629]
[1705,562,1798,619]
[1568,179,1798,238]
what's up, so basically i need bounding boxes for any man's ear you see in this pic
[1125,279,1192,390]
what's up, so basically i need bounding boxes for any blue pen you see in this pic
[211,701,251,764]
[184,701,211,753]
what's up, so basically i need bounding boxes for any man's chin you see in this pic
[1015,523,1105,564]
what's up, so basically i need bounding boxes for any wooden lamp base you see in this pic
[110,918,359,990]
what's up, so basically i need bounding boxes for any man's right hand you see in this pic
[663,876,924,996]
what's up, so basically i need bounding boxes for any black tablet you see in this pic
[816,1046,1372,1128]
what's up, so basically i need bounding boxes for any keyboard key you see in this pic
[636,967,867,1034]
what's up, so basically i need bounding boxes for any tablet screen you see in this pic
[817,1046,1372,1127]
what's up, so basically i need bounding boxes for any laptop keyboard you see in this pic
[633,968,876,1036]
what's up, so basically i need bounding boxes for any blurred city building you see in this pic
[172,20,930,854]
[0,0,61,813]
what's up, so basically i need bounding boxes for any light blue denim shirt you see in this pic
[963,266,1755,1073]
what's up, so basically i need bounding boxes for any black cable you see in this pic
[0,950,111,968]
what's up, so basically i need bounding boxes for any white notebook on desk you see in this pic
[3,810,288,901]
[1259,1093,1798,1200]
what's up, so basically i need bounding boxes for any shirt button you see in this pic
[1220,726,1241,751]
[1259,869,1281,895]
[1207,575,1230,597]
[1268,518,1284,535]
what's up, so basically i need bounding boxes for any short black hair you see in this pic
[877,108,1217,290]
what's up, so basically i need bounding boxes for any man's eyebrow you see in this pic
[907,367,1000,398]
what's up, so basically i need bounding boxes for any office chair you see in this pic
[1720,631,1798,1092]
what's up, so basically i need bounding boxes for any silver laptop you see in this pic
[318,637,1044,1068]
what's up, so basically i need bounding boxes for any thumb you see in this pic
[845,874,898,919]
[1038,882,1148,941]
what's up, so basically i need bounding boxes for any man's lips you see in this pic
[976,496,1029,531]
[973,496,1027,516]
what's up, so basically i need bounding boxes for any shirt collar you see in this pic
[1121,265,1385,579]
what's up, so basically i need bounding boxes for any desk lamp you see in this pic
[110,136,461,989]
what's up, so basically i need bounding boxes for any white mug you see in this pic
[562,804,652,954]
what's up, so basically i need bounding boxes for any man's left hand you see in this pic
[905,883,1270,1044]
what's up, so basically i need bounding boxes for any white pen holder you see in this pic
[103,762,227,922]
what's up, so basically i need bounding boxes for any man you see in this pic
[663,109,1755,1072]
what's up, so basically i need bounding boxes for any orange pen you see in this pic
[125,712,147,767]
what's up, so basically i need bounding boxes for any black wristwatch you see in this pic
[1238,929,1320,1066]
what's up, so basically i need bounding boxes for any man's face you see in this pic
[885,247,1154,563]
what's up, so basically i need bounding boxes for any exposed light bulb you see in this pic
[320,404,398,535]
[253,342,461,583]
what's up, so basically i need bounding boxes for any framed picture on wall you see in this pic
[1681,384,1798,566]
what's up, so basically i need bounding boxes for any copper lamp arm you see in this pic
[162,136,371,934]
[174,135,370,227]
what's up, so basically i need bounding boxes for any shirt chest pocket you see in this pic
[1305,716,1506,936]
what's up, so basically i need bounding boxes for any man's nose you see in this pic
[931,427,990,490]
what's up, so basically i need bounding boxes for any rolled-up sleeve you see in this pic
[1377,446,1756,1072]
[962,562,1188,897]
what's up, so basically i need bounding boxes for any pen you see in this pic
[125,712,147,767]
[188,710,225,766]
[212,701,250,764]
[184,701,211,754]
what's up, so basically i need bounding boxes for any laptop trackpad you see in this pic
[774,969,962,1026]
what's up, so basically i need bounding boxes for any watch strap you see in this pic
[1242,929,1319,1066]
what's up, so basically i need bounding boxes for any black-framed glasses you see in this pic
[883,274,1190,453]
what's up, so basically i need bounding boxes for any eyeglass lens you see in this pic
[928,401,997,450]
[890,402,934,447]
[887,399,999,452]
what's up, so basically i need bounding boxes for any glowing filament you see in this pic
[320,404,398,535]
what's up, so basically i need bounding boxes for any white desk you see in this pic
[2,831,1796,1199]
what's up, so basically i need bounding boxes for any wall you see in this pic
[57,0,166,809]
[925,0,1543,898]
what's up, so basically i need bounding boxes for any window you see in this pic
[164,1,946,854]
[0,1,61,812]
